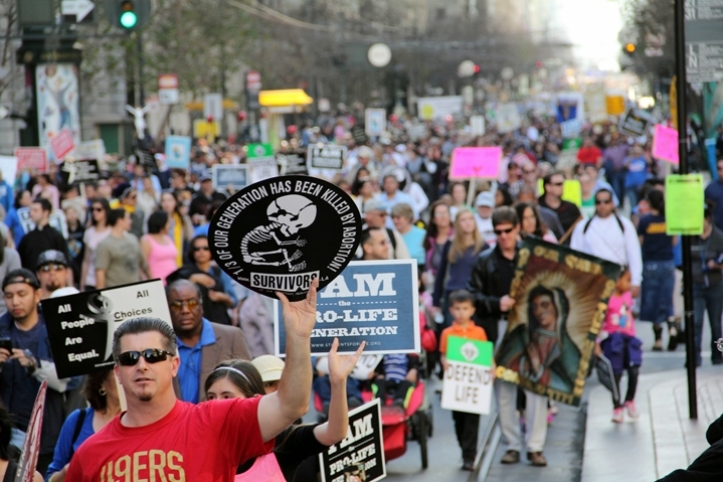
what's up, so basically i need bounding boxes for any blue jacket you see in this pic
[0,180,13,216]
[45,407,96,481]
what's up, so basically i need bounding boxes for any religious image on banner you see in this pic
[36,64,81,152]
[495,237,621,406]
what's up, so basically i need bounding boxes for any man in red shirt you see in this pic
[66,281,321,481]
[576,137,603,166]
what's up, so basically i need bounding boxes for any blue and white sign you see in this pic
[165,136,192,169]
[274,259,420,356]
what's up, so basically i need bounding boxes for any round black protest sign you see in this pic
[208,175,362,301]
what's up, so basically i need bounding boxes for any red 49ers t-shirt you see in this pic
[66,397,273,482]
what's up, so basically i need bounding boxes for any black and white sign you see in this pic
[41,280,172,378]
[307,145,347,171]
[351,125,369,146]
[212,164,249,192]
[685,1,723,83]
[208,176,362,301]
[60,159,99,185]
[619,108,652,137]
[277,151,308,176]
[320,399,386,482]
[248,158,279,184]
[315,354,383,381]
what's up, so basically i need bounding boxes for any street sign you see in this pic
[158,74,179,105]
[61,0,94,22]
[685,1,723,83]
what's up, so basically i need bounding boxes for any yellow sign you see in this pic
[666,174,704,235]
[193,120,219,140]
[538,179,583,207]
[670,76,678,130]
[606,96,626,116]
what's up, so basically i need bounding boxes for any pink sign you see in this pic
[14,148,48,172]
[652,124,679,164]
[450,147,502,180]
[49,127,75,161]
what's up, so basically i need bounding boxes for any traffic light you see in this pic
[106,0,151,30]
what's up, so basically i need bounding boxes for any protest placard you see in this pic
[315,354,384,381]
[417,96,462,120]
[50,127,75,160]
[277,151,308,176]
[60,159,100,185]
[652,124,679,164]
[165,135,192,169]
[319,399,386,482]
[15,148,48,172]
[350,125,369,145]
[212,164,249,192]
[247,158,279,184]
[606,95,626,116]
[307,145,347,171]
[619,108,652,137]
[71,139,106,163]
[666,174,704,235]
[275,260,419,355]
[561,119,582,139]
[441,336,494,415]
[15,381,47,482]
[41,280,173,378]
[449,147,502,180]
[209,176,362,302]
[16,208,69,239]
[539,179,582,207]
[497,237,621,406]
[0,156,17,186]
[365,108,386,137]
[496,103,522,133]
[470,115,486,136]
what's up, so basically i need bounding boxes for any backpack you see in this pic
[385,228,398,251]
[583,213,625,235]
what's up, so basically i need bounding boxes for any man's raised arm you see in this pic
[257,279,318,442]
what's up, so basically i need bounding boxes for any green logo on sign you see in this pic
[446,336,493,366]
[247,143,274,159]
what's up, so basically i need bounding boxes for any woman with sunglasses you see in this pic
[79,198,111,291]
[45,370,122,482]
[160,191,194,267]
[166,235,237,325]
[204,338,364,482]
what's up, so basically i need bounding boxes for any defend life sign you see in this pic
[41,280,173,378]
[441,336,494,415]
[319,399,386,482]
[307,145,347,171]
[275,259,419,355]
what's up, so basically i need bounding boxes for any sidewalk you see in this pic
[582,366,723,482]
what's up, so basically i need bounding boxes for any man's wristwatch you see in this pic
[23,349,37,374]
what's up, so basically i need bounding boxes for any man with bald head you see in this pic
[167,279,251,403]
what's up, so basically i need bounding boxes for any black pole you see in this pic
[674,0,697,420]
[136,31,145,108]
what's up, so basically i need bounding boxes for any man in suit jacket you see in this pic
[167,279,251,403]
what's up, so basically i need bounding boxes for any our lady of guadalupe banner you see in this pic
[495,237,621,406]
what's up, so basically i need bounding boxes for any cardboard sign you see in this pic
[165,136,192,169]
[41,280,173,378]
[496,103,522,134]
[417,96,462,120]
[652,124,679,164]
[350,125,369,145]
[71,139,106,163]
[212,164,249,192]
[441,336,494,415]
[470,115,486,136]
[208,175,362,301]
[606,95,626,116]
[315,354,384,381]
[60,159,100,185]
[449,147,502,180]
[307,145,347,171]
[247,158,279,184]
[277,151,308,176]
[15,148,48,172]
[319,399,386,482]
[15,381,47,482]
[619,108,652,137]
[50,127,75,160]
[275,260,419,355]
[666,174,704,235]
[365,108,386,137]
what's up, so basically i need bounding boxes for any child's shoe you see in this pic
[625,401,640,419]
[612,407,624,423]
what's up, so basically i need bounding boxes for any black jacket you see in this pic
[657,413,723,481]
[466,242,521,345]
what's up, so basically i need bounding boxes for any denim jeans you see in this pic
[609,170,627,207]
[693,282,723,365]
[640,260,676,324]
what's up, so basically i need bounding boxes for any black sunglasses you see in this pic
[494,227,515,235]
[116,348,173,366]
[595,198,612,205]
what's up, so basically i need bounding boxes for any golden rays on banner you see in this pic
[495,239,621,407]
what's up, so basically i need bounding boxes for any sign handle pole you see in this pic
[675,0,697,420]
[466,178,477,208]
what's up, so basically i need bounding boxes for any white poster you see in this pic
[417,96,463,120]
[36,64,81,157]
[496,103,522,134]
[365,108,387,137]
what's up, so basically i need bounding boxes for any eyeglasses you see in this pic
[548,182,564,187]
[39,264,66,272]
[193,246,210,252]
[595,198,612,205]
[116,348,173,366]
[92,207,104,212]
[494,227,516,235]
[169,299,200,311]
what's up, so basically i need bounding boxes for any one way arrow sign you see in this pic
[61,0,94,22]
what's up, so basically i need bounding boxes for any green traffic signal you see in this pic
[120,10,137,28]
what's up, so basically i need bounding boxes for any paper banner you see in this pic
[652,124,679,164]
[450,147,502,180]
